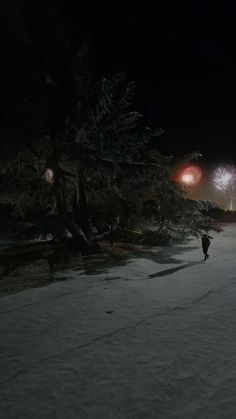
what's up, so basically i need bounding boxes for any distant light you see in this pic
[177,165,202,186]
[213,166,235,191]
[182,173,194,185]
[44,168,54,184]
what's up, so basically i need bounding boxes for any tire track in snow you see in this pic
[0,277,118,315]
[0,261,205,314]
[1,281,236,386]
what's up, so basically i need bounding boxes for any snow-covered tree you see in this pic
[1,45,182,252]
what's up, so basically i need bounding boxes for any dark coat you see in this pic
[202,235,210,251]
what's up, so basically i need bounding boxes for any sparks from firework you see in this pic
[213,167,236,191]
[177,165,202,186]
[182,173,194,185]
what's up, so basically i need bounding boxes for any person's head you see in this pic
[203,234,207,237]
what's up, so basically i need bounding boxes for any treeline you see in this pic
[205,207,236,222]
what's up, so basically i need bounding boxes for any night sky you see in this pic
[88,2,236,164]
[80,2,236,206]
[2,1,236,164]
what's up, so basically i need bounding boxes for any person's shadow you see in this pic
[148,261,203,278]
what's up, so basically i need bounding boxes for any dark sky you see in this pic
[2,1,236,162]
[89,2,236,162]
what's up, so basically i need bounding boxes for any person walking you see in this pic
[201,233,212,261]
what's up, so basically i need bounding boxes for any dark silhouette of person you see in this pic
[201,234,212,261]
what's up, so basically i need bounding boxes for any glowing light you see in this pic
[178,165,202,186]
[44,168,54,184]
[182,173,194,185]
[213,167,236,191]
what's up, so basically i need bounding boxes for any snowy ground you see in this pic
[1,225,236,419]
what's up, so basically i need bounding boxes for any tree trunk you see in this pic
[50,145,96,254]
[74,166,92,239]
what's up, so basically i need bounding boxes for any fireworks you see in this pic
[178,165,202,186]
[182,173,195,185]
[213,166,236,211]
[213,167,236,191]
[175,162,236,210]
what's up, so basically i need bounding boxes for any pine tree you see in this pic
[0,46,183,252]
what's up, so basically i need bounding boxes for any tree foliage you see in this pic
[0,4,220,250]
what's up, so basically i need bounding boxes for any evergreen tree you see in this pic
[0,3,220,251]
[0,51,173,251]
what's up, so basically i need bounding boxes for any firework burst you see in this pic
[213,166,236,191]
[177,165,202,186]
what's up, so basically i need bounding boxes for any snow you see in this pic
[1,225,236,418]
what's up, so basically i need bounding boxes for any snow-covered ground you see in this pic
[1,225,236,419]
